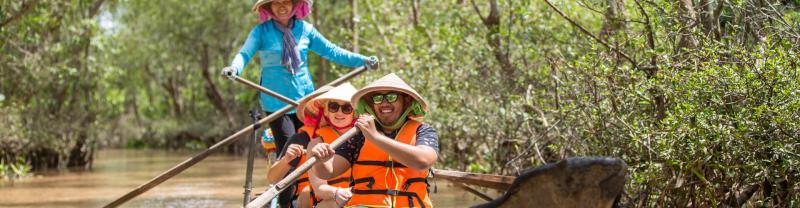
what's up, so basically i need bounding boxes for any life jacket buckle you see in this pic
[386,190,399,196]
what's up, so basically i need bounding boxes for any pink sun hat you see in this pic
[252,0,314,23]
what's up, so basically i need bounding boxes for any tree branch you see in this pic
[89,0,107,17]
[541,0,638,69]
[0,0,41,28]
[634,0,658,73]
[469,0,487,24]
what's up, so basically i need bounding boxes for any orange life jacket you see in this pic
[315,126,353,188]
[347,120,433,208]
[309,126,354,205]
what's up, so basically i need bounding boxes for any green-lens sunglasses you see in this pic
[371,92,399,104]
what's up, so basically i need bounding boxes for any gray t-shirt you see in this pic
[335,123,439,164]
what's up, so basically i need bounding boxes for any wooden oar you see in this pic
[103,94,314,208]
[246,127,360,208]
[434,169,515,202]
[231,76,299,106]
[104,66,368,208]
[433,169,515,190]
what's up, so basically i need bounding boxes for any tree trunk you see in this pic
[311,3,328,85]
[163,76,183,117]
[351,0,360,53]
[200,44,235,127]
[145,64,183,117]
[600,0,627,39]
[470,0,517,82]
[411,0,420,27]
[698,0,725,40]
[677,0,699,51]
[632,0,666,121]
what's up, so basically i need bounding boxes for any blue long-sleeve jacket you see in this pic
[231,19,368,113]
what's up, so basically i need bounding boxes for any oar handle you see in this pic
[229,76,299,106]
[226,66,367,107]
[320,66,367,88]
[246,127,361,208]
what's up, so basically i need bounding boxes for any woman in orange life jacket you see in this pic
[267,83,358,208]
[309,73,439,208]
[305,83,359,208]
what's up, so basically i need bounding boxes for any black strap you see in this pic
[429,169,437,193]
[327,177,351,187]
[249,109,262,129]
[351,189,426,208]
[309,177,350,207]
[352,176,429,192]
[310,189,321,206]
[402,177,428,191]
[354,160,407,168]
[292,177,310,198]
[296,177,309,184]
[351,177,375,189]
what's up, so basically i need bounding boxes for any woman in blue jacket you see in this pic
[222,0,377,156]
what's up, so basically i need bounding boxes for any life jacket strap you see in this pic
[354,160,407,168]
[351,189,426,208]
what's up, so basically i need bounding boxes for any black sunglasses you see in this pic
[327,102,353,114]
[371,92,400,104]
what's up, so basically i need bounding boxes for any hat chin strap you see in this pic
[359,102,414,131]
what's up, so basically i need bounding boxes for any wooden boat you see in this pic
[437,157,627,208]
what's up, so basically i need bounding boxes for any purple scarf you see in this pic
[274,19,302,74]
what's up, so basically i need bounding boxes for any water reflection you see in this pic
[0,149,494,207]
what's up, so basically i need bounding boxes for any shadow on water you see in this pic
[0,149,494,208]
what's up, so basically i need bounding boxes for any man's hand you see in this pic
[221,66,237,80]
[355,114,379,139]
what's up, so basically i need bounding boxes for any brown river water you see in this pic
[0,149,495,207]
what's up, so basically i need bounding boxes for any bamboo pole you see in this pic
[104,67,368,208]
[246,127,360,208]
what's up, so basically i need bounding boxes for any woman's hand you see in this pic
[221,66,237,80]
[334,188,353,207]
[282,144,305,161]
[365,56,379,70]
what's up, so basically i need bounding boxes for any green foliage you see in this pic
[1,157,31,181]
[309,0,800,206]
[2,0,799,206]
[1,0,110,171]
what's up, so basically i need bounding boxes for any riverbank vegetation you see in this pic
[2,0,799,206]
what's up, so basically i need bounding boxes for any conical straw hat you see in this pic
[295,85,331,121]
[252,0,314,12]
[297,83,357,122]
[351,73,429,115]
